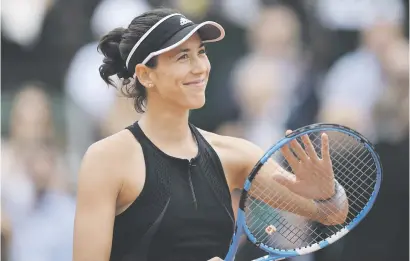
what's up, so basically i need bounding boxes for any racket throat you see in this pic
[188,161,198,209]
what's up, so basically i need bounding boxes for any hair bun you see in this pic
[98,27,132,85]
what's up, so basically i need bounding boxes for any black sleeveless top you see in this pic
[109,122,235,261]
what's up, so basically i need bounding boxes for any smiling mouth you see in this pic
[183,79,205,86]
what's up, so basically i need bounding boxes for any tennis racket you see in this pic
[224,123,382,261]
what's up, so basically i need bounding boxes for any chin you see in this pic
[187,96,206,110]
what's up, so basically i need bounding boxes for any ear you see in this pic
[135,64,154,88]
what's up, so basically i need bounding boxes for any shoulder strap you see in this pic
[126,121,147,143]
[189,124,235,223]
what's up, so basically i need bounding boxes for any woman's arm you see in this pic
[73,142,122,261]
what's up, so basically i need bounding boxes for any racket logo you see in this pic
[265,225,277,235]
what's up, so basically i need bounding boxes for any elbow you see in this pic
[327,199,349,225]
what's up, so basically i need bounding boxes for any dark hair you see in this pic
[98,8,177,113]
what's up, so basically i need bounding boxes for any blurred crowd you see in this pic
[1,0,409,261]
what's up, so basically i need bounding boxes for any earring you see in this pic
[148,83,153,88]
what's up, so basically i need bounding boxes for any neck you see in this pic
[138,97,192,144]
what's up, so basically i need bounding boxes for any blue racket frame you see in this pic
[224,123,383,261]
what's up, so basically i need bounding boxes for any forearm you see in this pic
[249,174,348,225]
[248,174,319,221]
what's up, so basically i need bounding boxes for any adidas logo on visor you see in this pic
[180,17,192,26]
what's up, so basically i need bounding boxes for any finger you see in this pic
[301,134,319,161]
[289,138,309,162]
[321,133,330,160]
[286,129,292,136]
[281,144,300,171]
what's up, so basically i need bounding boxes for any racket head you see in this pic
[227,123,382,260]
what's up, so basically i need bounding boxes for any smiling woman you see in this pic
[73,7,345,261]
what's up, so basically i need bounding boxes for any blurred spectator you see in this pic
[317,19,405,142]
[8,144,75,261]
[219,4,307,149]
[2,83,74,261]
[2,84,58,223]
[372,38,409,143]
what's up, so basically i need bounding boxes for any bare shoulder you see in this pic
[86,129,141,160]
[78,129,143,194]
[198,128,264,159]
[197,128,265,189]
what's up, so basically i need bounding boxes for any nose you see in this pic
[191,56,208,75]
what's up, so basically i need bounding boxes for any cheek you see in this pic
[164,65,190,88]
[174,69,190,87]
[203,57,211,74]
[155,68,187,95]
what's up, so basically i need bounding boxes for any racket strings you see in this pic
[325,138,376,219]
[246,182,325,247]
[247,194,321,246]
[330,138,376,216]
[244,131,378,251]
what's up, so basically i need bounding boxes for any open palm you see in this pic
[274,130,335,200]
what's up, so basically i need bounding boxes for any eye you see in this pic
[177,54,189,61]
[199,49,207,55]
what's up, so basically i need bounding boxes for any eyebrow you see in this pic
[179,42,205,53]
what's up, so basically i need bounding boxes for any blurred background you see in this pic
[1,0,409,260]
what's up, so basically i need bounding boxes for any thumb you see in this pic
[208,258,223,261]
[273,172,295,188]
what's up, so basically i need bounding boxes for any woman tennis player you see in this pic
[73,8,348,261]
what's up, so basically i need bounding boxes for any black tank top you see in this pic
[109,122,235,261]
